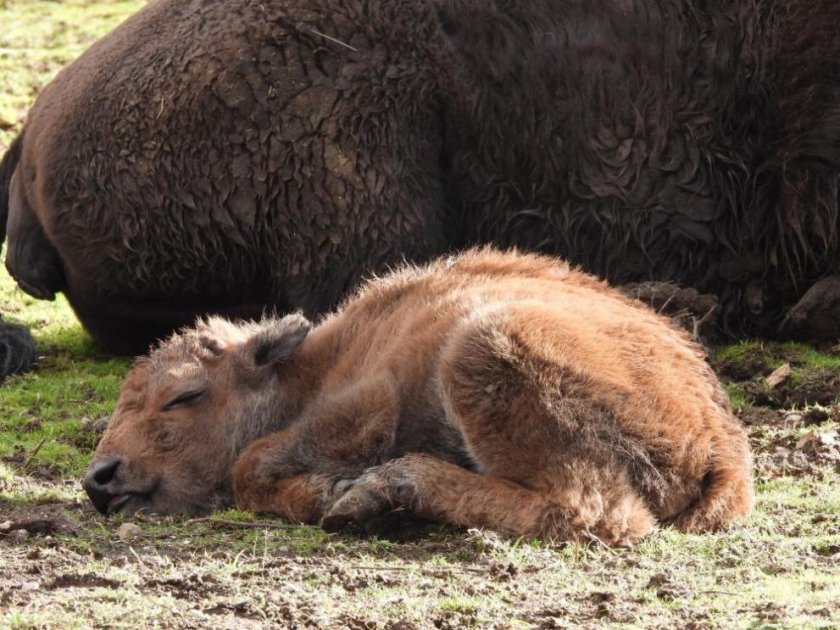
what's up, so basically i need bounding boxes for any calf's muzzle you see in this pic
[82,456,122,514]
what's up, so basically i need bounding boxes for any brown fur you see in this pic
[84,249,753,545]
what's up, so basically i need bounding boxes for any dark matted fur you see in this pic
[2,0,839,356]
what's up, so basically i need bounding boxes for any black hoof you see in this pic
[0,317,36,381]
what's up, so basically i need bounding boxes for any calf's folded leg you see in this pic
[233,424,334,523]
[321,453,654,545]
[233,375,400,523]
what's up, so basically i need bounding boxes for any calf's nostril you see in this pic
[82,457,121,514]
[91,457,121,486]
[82,457,124,515]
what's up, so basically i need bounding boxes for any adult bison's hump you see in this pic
[17,0,449,318]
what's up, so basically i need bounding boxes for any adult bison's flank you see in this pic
[83,249,754,544]
[3,0,840,356]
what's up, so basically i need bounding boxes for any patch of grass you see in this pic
[723,381,750,409]
[0,0,146,148]
[714,339,767,364]
[438,595,482,613]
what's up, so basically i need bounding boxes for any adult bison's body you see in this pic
[2,0,840,354]
[82,249,754,544]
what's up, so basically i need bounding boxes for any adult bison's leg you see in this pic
[620,281,719,338]
[233,375,400,524]
[4,171,65,300]
[781,276,840,340]
[64,283,272,355]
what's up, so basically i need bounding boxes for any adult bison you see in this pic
[82,249,754,544]
[2,0,840,357]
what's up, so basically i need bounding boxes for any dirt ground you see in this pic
[2,340,839,629]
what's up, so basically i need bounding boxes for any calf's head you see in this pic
[82,314,311,516]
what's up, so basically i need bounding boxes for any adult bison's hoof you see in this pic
[782,276,840,341]
[0,317,36,381]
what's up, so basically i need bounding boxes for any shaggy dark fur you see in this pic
[0,317,36,380]
[2,0,839,356]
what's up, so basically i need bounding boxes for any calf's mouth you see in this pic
[100,488,157,516]
[82,456,158,515]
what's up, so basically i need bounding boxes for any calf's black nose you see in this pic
[82,457,122,514]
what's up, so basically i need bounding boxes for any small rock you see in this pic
[784,412,803,426]
[0,520,12,533]
[795,432,818,450]
[117,522,144,541]
[765,363,791,389]
[645,573,671,589]
[82,415,110,433]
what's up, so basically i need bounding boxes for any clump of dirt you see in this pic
[1,446,62,480]
[0,502,82,538]
[44,573,121,590]
[622,281,719,337]
[743,369,840,408]
[738,408,783,426]
[714,346,773,382]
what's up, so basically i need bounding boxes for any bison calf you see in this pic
[83,249,753,544]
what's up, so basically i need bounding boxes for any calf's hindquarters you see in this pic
[321,300,752,544]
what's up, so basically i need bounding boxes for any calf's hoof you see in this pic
[321,474,416,535]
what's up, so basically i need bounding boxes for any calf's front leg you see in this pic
[321,453,558,539]
[233,375,399,524]
[233,426,339,523]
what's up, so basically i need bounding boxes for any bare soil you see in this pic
[2,342,839,629]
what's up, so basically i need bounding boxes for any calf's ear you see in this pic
[238,313,312,371]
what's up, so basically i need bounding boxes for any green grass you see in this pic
[1,255,129,482]
[0,0,146,149]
